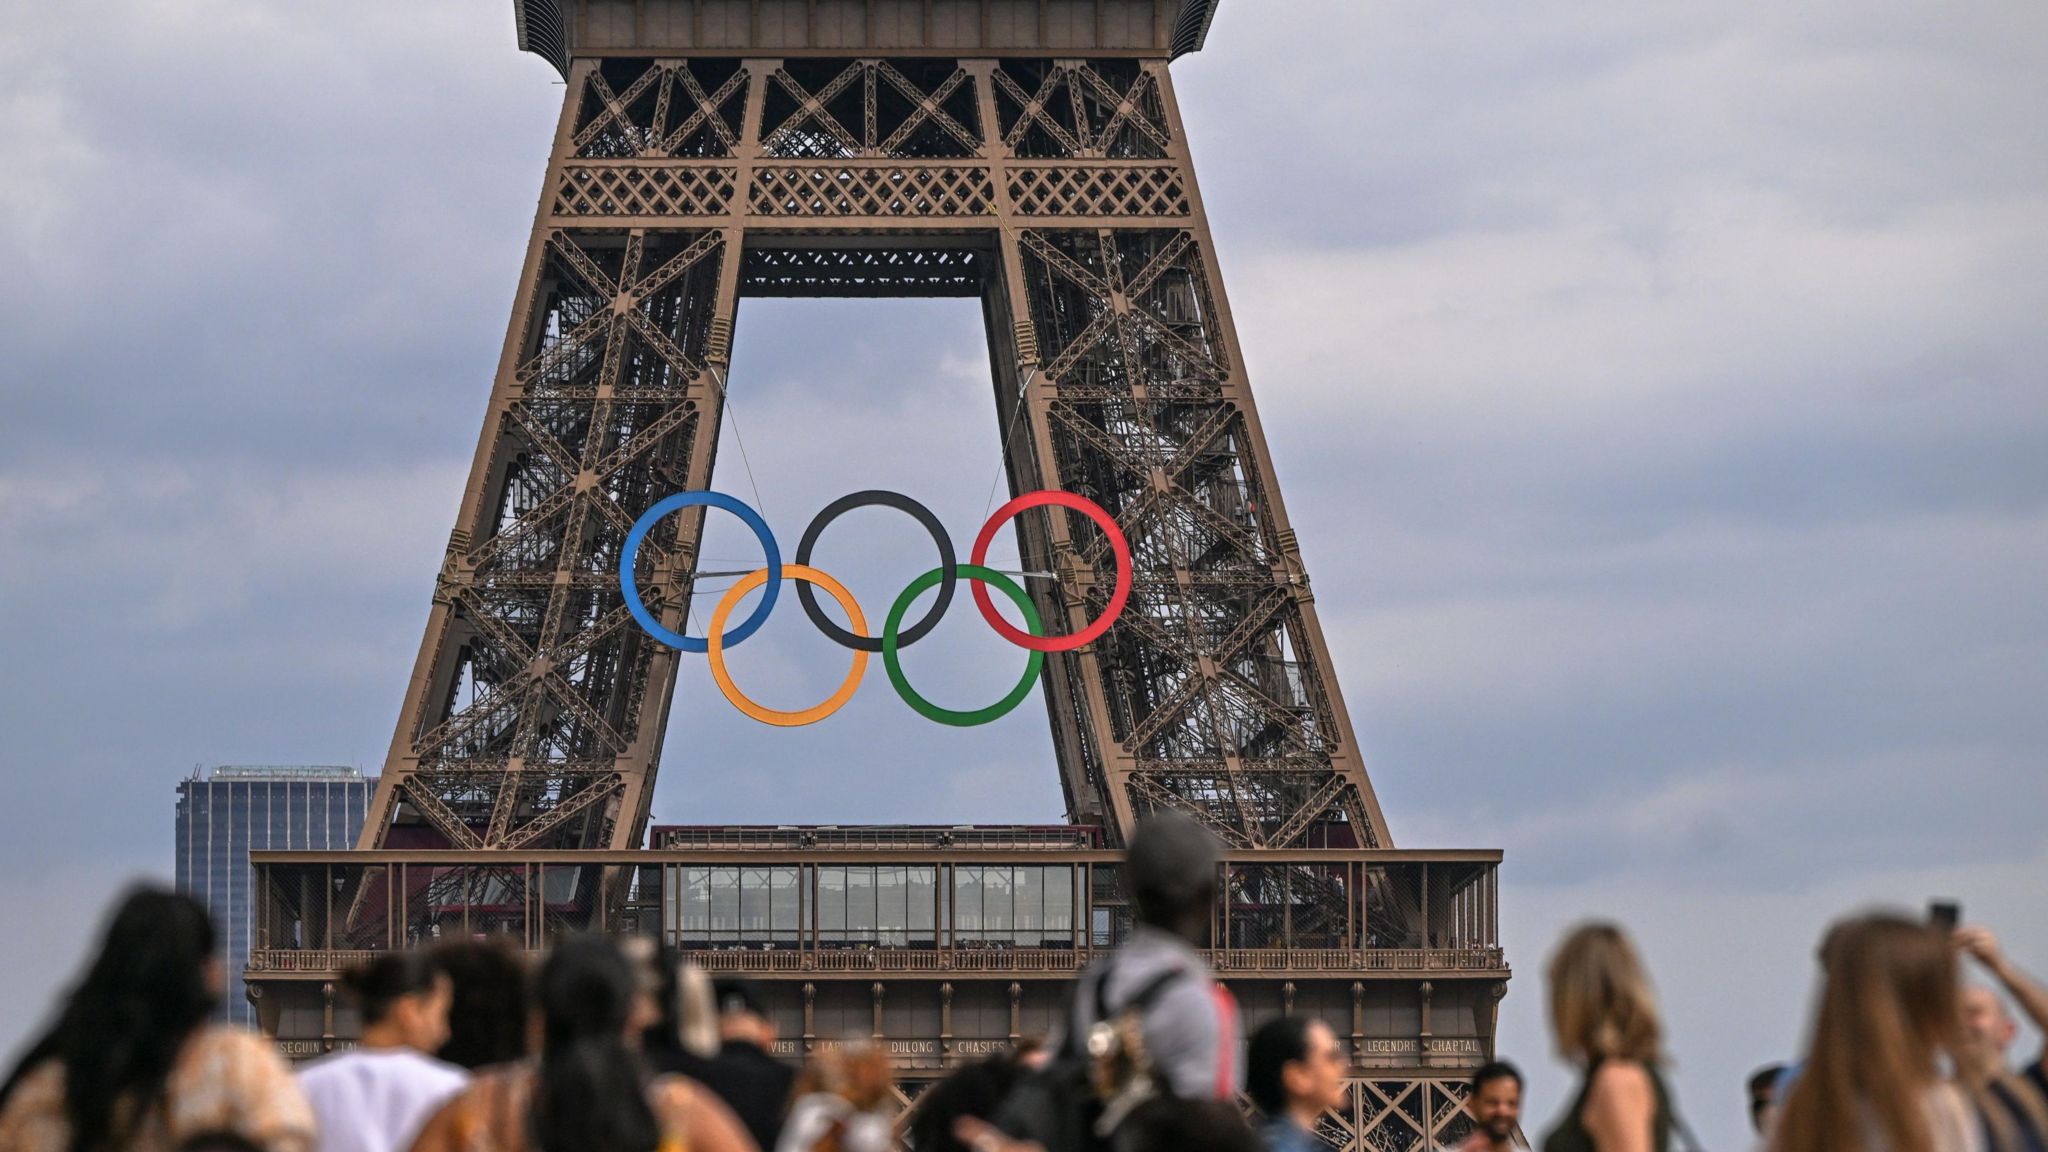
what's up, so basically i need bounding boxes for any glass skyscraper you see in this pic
[174,766,374,1025]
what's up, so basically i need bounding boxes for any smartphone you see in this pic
[1929,899,1961,931]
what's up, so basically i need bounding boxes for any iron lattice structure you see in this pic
[365,4,1390,859]
[324,7,1506,1149]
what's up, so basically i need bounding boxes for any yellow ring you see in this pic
[707,564,867,727]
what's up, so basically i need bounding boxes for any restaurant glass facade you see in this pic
[664,863,1079,950]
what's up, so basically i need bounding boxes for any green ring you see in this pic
[883,565,1044,727]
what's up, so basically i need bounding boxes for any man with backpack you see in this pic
[987,811,1244,1152]
[1070,809,1243,1100]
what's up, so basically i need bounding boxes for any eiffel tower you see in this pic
[243,6,1509,1149]
[363,12,1391,857]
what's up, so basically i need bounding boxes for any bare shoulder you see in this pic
[1585,1060,1656,1118]
[648,1074,709,1131]
[189,1025,272,1058]
[411,1067,524,1152]
[652,1075,757,1152]
[178,1026,290,1079]
[649,1073,703,1110]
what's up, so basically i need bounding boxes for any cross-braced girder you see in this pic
[365,51,1390,859]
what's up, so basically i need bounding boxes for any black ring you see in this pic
[794,490,956,652]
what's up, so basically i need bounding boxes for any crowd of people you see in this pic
[1,813,2043,1152]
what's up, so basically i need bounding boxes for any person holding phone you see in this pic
[1954,924,2048,1149]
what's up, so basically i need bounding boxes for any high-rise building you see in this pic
[174,766,373,1024]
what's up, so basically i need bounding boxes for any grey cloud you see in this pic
[1181,2,2048,248]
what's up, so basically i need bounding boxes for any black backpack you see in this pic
[992,961,1190,1152]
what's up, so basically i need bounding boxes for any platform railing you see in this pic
[248,944,1506,976]
[246,948,385,973]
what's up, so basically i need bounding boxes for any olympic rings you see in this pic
[795,490,954,653]
[970,490,1132,653]
[622,491,781,654]
[708,565,868,727]
[618,487,1132,725]
[884,566,1043,727]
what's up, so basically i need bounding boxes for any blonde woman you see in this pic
[1541,923,1674,1152]
[1771,913,1982,1152]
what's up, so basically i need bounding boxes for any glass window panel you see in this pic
[847,866,877,944]
[1015,865,1043,947]
[818,867,847,946]
[907,867,936,946]
[742,868,771,937]
[685,868,711,945]
[955,866,983,945]
[1045,866,1074,946]
[771,866,800,945]
[878,866,909,947]
[984,867,1014,943]
[665,865,681,945]
[709,867,740,942]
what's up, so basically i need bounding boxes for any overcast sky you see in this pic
[3,1,2046,1146]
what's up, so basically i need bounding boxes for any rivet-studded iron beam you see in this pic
[363,46,1391,857]
[369,0,1388,861]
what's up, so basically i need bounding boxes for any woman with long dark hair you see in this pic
[409,935,756,1152]
[431,938,532,1072]
[0,886,313,1152]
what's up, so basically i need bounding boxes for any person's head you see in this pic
[1773,912,1963,1152]
[1546,922,1662,1067]
[616,936,670,1050]
[909,1054,1027,1152]
[1961,984,2019,1064]
[1126,811,1220,941]
[632,944,716,1059]
[673,959,720,1057]
[1113,1097,1262,1152]
[1466,1062,1522,1145]
[1246,1016,1346,1120]
[343,951,452,1052]
[531,935,661,1152]
[36,888,218,1152]
[795,1043,895,1113]
[433,937,532,1070]
[1012,1035,1050,1071]
[713,978,776,1048]
[1746,1063,1785,1135]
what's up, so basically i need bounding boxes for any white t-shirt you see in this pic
[297,1047,470,1152]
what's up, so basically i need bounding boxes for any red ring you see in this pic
[969,490,1132,653]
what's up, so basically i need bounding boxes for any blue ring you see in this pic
[621,491,781,654]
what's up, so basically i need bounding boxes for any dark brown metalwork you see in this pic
[320,7,1506,1149]
[363,3,1390,857]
